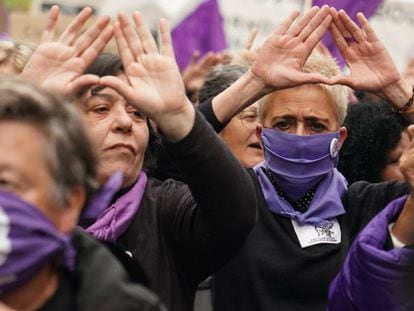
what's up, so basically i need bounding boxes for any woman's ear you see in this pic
[338,126,348,149]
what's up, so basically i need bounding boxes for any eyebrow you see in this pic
[271,114,330,123]
[304,116,330,123]
[83,88,115,105]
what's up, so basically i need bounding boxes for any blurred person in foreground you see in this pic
[0,78,163,311]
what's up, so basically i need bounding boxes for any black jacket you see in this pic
[213,180,408,311]
[116,111,257,311]
[41,229,165,311]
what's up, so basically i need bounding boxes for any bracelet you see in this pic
[393,87,414,114]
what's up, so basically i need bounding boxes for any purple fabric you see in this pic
[313,0,383,67]
[172,0,227,70]
[255,164,346,226]
[255,129,347,225]
[81,171,123,223]
[0,191,75,294]
[328,195,414,310]
[86,172,147,243]
[261,129,342,197]
[0,33,8,41]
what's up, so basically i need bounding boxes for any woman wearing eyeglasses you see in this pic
[198,64,264,168]
[218,103,263,168]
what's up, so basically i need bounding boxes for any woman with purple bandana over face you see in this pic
[0,79,164,310]
[19,5,257,311]
[195,5,414,311]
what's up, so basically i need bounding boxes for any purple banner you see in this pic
[172,0,227,70]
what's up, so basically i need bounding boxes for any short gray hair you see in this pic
[198,63,249,103]
[0,78,97,206]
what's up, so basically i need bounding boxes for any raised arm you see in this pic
[20,6,113,97]
[100,12,256,278]
[211,5,333,123]
[182,50,224,102]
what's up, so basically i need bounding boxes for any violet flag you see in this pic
[172,0,227,70]
[313,0,384,67]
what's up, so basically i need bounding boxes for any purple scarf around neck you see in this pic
[86,171,148,243]
[256,128,348,226]
[255,162,347,226]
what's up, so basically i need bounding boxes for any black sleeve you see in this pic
[197,98,229,133]
[160,110,257,281]
[149,98,227,182]
[344,180,408,240]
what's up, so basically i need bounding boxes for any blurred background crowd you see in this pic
[3,0,414,72]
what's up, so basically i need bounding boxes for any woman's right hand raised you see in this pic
[20,6,113,97]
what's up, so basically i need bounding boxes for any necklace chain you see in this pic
[264,169,318,213]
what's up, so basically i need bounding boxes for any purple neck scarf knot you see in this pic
[86,171,148,243]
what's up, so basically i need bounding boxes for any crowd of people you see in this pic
[0,4,414,311]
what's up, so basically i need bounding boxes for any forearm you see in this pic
[392,194,414,245]
[383,78,413,107]
[198,98,227,133]
[154,99,196,142]
[211,69,269,123]
[379,78,414,117]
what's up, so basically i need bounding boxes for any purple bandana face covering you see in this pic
[261,129,342,195]
[0,191,75,295]
[255,128,347,226]
[262,128,339,185]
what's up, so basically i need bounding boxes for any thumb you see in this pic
[99,75,134,101]
[66,74,100,97]
[297,72,336,85]
[407,125,414,140]
[326,74,354,88]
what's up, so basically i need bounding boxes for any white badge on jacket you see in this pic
[291,218,341,248]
